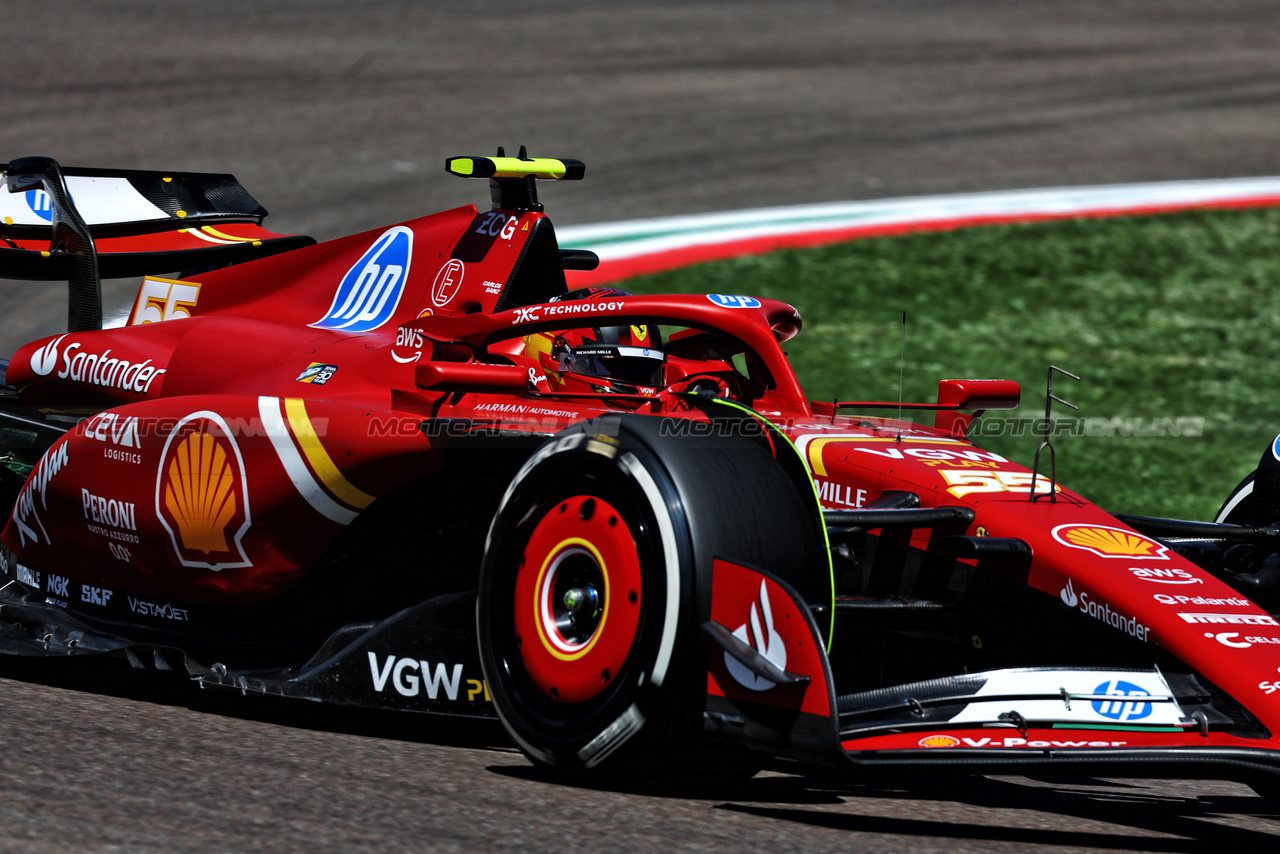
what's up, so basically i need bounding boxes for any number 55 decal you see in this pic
[129,277,201,325]
[940,469,1056,498]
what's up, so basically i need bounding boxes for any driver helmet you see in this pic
[525,288,665,394]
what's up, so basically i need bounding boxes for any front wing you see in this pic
[701,556,1280,787]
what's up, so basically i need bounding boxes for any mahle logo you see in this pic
[314,227,413,332]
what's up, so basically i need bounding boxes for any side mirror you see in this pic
[935,379,1020,437]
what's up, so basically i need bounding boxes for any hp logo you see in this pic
[1090,679,1152,722]
[314,227,414,332]
[707,294,761,309]
[25,189,53,222]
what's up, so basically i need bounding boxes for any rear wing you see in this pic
[1,156,313,331]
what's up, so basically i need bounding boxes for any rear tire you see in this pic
[477,415,824,784]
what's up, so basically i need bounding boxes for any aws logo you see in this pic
[313,227,413,332]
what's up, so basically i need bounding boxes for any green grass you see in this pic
[619,207,1280,519]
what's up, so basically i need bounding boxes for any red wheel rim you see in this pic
[513,494,643,704]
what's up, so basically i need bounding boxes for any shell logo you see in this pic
[1052,524,1168,560]
[156,412,252,571]
[918,735,961,748]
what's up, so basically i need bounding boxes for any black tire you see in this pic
[476,414,825,783]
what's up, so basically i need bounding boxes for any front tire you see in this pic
[477,415,824,782]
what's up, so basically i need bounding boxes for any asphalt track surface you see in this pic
[3,1,1280,850]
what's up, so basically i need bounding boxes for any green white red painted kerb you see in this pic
[556,177,1280,286]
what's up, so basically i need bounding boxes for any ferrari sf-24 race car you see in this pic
[3,151,1280,801]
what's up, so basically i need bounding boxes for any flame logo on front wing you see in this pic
[725,580,787,692]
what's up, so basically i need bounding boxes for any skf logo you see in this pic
[155,412,252,571]
[313,226,413,332]
[1052,524,1169,560]
[513,307,540,325]
[918,735,960,748]
[431,259,465,307]
[30,334,67,377]
[725,580,787,692]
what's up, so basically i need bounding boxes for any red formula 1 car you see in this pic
[3,151,1280,800]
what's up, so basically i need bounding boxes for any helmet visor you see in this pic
[560,345,665,388]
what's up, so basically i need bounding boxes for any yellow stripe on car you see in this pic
[283,398,375,510]
[201,226,257,242]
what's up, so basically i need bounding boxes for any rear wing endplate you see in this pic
[1,156,313,331]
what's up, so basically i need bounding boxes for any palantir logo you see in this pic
[29,335,66,377]
[313,226,413,332]
[1091,679,1152,721]
[25,189,53,222]
[726,580,787,692]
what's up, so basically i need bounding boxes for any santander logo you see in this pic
[1060,578,1079,607]
[30,335,67,377]
[726,580,787,692]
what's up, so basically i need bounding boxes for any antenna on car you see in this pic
[896,311,906,441]
[1028,365,1080,502]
